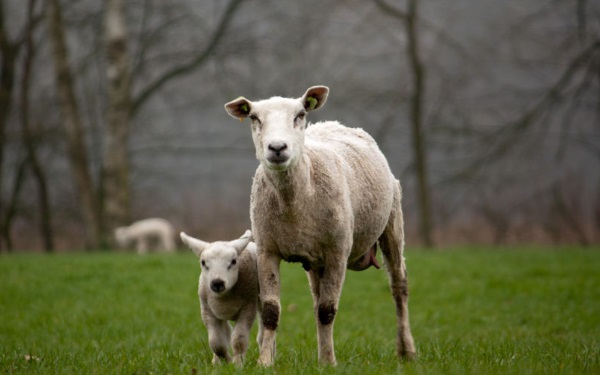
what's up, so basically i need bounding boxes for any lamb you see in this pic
[224,86,416,366]
[180,230,263,365]
[114,218,175,254]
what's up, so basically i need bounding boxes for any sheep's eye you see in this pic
[295,111,306,122]
[201,260,207,268]
[249,114,259,122]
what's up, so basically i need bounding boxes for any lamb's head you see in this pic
[114,227,130,247]
[180,230,252,294]
[225,86,329,171]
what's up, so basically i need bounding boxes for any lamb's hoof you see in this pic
[257,354,274,367]
[232,355,244,367]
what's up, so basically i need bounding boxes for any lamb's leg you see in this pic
[378,181,416,360]
[230,307,257,366]
[161,232,175,252]
[257,253,281,366]
[310,258,347,366]
[137,238,148,254]
[207,320,232,364]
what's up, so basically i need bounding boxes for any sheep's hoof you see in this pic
[400,350,417,361]
[319,360,337,367]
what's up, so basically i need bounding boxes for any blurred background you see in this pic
[0,0,598,251]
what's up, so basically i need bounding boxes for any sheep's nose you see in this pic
[268,142,287,155]
[210,279,225,293]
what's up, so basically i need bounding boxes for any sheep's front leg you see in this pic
[257,253,281,366]
[311,258,347,365]
[207,320,232,364]
[230,307,257,366]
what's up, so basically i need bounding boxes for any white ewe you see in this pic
[180,230,263,365]
[114,218,175,254]
[224,86,416,366]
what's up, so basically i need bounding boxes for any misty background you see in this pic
[1,0,598,251]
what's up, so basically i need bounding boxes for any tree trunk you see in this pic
[22,0,54,252]
[373,0,434,247]
[1,158,27,251]
[405,0,434,247]
[0,1,18,252]
[103,0,132,243]
[48,0,101,249]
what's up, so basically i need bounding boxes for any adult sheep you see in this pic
[225,86,416,366]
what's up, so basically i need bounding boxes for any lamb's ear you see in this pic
[224,97,252,121]
[239,229,252,240]
[301,86,329,112]
[180,232,208,257]
[229,233,252,255]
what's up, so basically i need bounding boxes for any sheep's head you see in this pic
[180,230,252,295]
[225,86,329,171]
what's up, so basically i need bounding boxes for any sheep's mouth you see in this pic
[266,154,290,170]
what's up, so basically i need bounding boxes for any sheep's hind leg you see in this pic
[378,181,416,360]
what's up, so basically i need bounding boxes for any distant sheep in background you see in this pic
[114,218,175,254]
[181,230,262,366]
[225,86,416,366]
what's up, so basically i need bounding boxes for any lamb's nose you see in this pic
[268,142,287,155]
[210,279,225,293]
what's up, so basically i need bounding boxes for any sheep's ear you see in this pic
[229,233,252,255]
[180,232,208,257]
[301,86,329,111]
[224,97,252,121]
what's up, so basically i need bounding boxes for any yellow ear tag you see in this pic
[239,118,244,122]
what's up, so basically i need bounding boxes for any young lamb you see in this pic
[224,86,416,366]
[180,230,263,365]
[114,218,175,254]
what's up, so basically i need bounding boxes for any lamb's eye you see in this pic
[231,259,237,266]
[295,111,306,121]
[249,114,259,122]
[201,260,207,268]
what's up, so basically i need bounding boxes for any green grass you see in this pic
[1,247,599,374]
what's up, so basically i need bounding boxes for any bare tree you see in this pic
[103,0,132,239]
[374,0,434,246]
[131,0,246,115]
[0,1,18,251]
[48,0,102,249]
[21,0,54,251]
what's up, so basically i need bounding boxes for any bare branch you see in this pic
[443,41,600,185]
[131,0,246,116]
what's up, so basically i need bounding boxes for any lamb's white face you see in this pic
[249,98,307,171]
[114,227,130,246]
[199,243,240,294]
[180,231,251,295]
[224,86,329,172]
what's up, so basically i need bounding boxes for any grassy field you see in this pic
[1,247,599,374]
